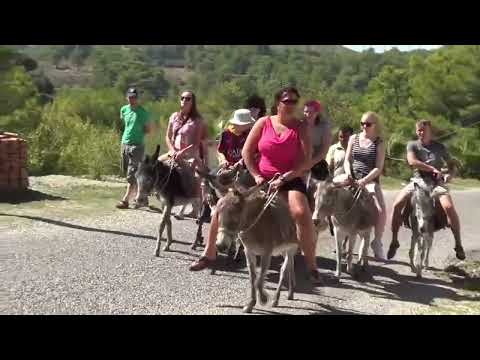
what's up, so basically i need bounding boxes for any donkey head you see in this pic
[413,182,435,234]
[135,145,161,206]
[313,175,338,220]
[215,183,264,253]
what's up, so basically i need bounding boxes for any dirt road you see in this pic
[1,185,479,315]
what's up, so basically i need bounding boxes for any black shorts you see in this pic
[279,177,307,196]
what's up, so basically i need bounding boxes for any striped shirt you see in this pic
[352,134,381,183]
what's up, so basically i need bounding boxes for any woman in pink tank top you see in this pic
[190,88,322,283]
[243,87,322,283]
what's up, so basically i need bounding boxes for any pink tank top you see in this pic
[258,117,302,179]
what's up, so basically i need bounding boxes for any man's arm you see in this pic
[406,146,441,175]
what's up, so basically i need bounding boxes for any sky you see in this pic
[343,45,443,53]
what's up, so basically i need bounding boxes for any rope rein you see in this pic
[238,174,281,235]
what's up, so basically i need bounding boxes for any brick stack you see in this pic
[0,132,29,191]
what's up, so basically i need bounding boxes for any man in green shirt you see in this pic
[116,88,152,209]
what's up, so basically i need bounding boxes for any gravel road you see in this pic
[1,190,479,315]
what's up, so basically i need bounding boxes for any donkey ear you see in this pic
[152,145,160,161]
[196,168,229,194]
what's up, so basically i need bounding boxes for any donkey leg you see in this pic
[415,235,424,279]
[272,252,289,307]
[155,206,170,257]
[362,232,371,270]
[334,227,344,281]
[425,233,433,270]
[409,234,417,273]
[192,219,204,250]
[287,249,296,300]
[162,205,173,252]
[257,253,272,306]
[243,250,257,314]
[346,234,356,276]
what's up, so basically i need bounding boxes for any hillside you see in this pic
[3,44,479,180]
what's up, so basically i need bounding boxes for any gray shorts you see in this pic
[121,144,145,185]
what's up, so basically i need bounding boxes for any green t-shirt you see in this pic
[120,105,150,145]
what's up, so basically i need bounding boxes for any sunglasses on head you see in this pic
[280,98,298,105]
[361,122,373,128]
[181,96,192,101]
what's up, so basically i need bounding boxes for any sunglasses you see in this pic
[360,122,373,128]
[280,99,298,106]
[181,96,192,102]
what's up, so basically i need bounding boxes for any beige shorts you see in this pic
[404,178,450,197]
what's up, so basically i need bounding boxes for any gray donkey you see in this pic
[200,173,298,313]
[135,145,203,256]
[404,180,447,279]
[314,177,378,282]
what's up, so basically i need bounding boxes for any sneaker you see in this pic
[371,240,386,261]
[454,246,466,261]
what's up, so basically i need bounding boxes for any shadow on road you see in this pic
[0,189,67,204]
[0,213,156,240]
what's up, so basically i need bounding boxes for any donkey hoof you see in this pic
[271,299,279,308]
[154,249,160,257]
[210,268,216,275]
[287,293,294,301]
[163,245,171,252]
[258,292,269,306]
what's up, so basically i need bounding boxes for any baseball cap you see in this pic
[126,88,138,97]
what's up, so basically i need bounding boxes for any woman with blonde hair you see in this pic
[343,111,387,260]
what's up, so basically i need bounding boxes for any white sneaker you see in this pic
[371,240,385,261]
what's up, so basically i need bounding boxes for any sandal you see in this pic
[115,200,129,209]
[189,256,215,271]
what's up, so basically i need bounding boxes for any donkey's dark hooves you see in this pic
[258,292,269,306]
[271,300,279,308]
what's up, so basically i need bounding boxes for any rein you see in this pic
[237,174,281,236]
[333,185,364,218]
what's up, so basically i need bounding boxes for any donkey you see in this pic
[193,163,255,262]
[314,176,378,282]
[404,180,447,279]
[135,145,203,256]
[200,174,298,313]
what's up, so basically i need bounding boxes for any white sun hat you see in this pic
[228,109,256,126]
